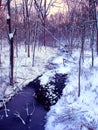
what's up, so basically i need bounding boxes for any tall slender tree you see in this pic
[7,0,15,85]
[34,0,55,46]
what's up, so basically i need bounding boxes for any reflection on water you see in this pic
[0,85,47,130]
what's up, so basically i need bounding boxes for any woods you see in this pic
[0,0,98,99]
[0,0,98,130]
[0,0,98,93]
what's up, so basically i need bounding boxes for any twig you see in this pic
[0,114,4,119]
[24,101,35,123]
[30,100,35,116]
[63,58,76,66]
[25,103,29,116]
[14,111,26,125]
[25,101,35,116]
[3,99,9,117]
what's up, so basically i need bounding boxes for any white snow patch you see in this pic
[7,14,10,20]
[45,49,98,130]
[9,33,14,39]
[39,71,55,85]
[0,41,58,107]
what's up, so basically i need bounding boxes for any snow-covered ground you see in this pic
[0,40,58,107]
[45,49,98,130]
[1,39,98,130]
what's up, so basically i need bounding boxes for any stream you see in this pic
[0,83,47,130]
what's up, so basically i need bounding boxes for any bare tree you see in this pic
[93,0,98,54]
[34,0,56,46]
[7,0,15,85]
[22,0,33,57]
[88,0,98,66]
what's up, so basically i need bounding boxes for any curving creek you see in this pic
[0,83,47,130]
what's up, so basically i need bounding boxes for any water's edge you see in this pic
[0,84,47,130]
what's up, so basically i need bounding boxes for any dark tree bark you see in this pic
[0,0,2,6]
[43,0,46,46]
[78,51,82,97]
[32,17,38,66]
[89,0,98,54]
[95,2,98,55]
[14,0,18,57]
[7,0,14,85]
[22,0,32,57]
[81,24,85,61]
[89,0,97,65]
[34,0,53,46]
[25,0,30,57]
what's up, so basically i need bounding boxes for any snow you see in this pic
[45,49,98,130]
[1,39,98,130]
[0,40,58,107]
[9,33,14,39]
[39,71,55,85]
[7,14,10,20]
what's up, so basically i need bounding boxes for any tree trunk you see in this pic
[43,0,46,46]
[81,24,85,61]
[32,18,38,66]
[7,0,14,85]
[90,25,94,67]
[89,0,98,54]
[97,30,98,54]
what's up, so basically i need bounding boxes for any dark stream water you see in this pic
[0,84,47,130]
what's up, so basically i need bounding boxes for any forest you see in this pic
[0,0,98,130]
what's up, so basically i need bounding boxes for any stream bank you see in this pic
[0,84,47,130]
[0,71,67,130]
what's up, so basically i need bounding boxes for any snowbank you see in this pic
[0,41,58,107]
[45,50,98,130]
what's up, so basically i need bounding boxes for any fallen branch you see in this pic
[3,99,9,117]
[14,111,26,125]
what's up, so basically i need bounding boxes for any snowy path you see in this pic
[0,83,47,130]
